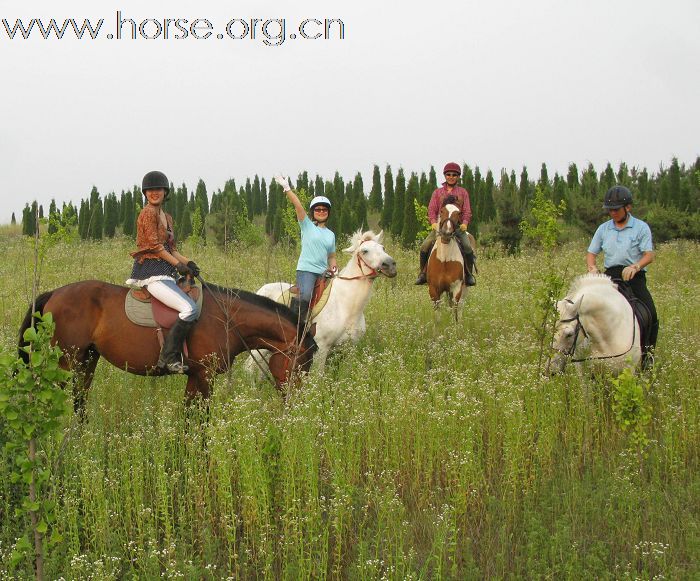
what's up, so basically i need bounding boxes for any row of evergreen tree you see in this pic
[18,157,700,249]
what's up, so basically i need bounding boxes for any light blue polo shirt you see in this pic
[297,216,336,274]
[587,215,653,270]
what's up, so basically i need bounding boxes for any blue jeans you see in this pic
[296,270,320,303]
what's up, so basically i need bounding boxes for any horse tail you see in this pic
[18,290,55,363]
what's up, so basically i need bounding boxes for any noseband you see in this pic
[336,241,382,281]
[439,214,459,240]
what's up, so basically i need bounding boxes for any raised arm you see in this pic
[275,175,306,222]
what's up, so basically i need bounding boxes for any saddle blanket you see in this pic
[125,282,203,328]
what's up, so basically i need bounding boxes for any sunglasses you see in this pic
[313,207,329,213]
[445,172,460,177]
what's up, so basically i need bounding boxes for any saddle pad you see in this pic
[278,280,333,320]
[125,283,203,328]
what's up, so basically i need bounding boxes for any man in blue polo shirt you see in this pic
[586,185,658,367]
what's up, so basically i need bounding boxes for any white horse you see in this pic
[248,230,397,372]
[549,273,641,374]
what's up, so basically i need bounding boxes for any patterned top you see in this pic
[126,204,178,286]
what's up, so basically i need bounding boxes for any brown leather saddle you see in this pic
[128,279,201,328]
[287,276,330,309]
[125,280,203,353]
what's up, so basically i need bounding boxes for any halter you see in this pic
[336,241,382,281]
[554,296,637,363]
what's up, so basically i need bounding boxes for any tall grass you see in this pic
[0,231,698,579]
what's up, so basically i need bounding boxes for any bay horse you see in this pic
[249,230,397,372]
[549,274,642,375]
[426,204,475,318]
[18,280,317,412]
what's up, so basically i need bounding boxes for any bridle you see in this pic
[438,212,459,241]
[336,241,384,281]
[554,296,637,363]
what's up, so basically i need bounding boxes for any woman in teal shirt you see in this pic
[275,175,337,324]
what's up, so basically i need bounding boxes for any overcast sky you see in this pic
[1,0,698,223]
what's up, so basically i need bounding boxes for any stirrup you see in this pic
[415,272,427,285]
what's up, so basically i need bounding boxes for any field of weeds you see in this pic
[0,229,698,579]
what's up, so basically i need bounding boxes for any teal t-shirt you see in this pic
[297,216,336,274]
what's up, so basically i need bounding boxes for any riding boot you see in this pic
[463,252,477,286]
[290,297,311,331]
[157,319,194,374]
[415,250,430,285]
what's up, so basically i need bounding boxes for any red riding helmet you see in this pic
[443,162,461,176]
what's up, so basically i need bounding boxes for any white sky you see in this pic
[1,0,698,223]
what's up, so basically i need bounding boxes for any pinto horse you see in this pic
[426,204,475,317]
[18,280,316,412]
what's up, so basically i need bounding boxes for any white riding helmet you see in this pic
[309,196,332,210]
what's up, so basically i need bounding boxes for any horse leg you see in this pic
[185,370,210,403]
[71,347,100,419]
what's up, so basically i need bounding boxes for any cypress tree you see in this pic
[668,157,681,209]
[122,191,135,237]
[483,169,496,222]
[392,168,406,236]
[539,162,550,194]
[352,172,364,207]
[463,165,475,198]
[78,199,89,240]
[380,165,394,229]
[519,167,530,205]
[333,172,344,207]
[39,205,44,219]
[617,162,631,187]
[355,186,368,230]
[104,193,118,238]
[11,212,16,225]
[428,166,438,192]
[252,175,262,215]
[245,178,253,220]
[179,206,192,240]
[368,164,382,211]
[344,182,355,234]
[195,179,209,218]
[401,173,420,248]
[566,163,579,190]
[48,199,58,235]
[90,198,104,240]
[601,163,616,192]
[261,177,268,213]
[419,172,430,205]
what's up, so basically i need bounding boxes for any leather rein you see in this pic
[555,296,637,363]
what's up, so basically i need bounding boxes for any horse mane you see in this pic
[566,273,617,298]
[344,229,382,253]
[443,195,457,206]
[203,283,299,326]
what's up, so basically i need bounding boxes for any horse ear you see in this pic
[572,296,584,313]
[376,230,384,243]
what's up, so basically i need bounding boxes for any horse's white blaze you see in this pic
[247,229,396,373]
[550,273,642,374]
[444,203,459,216]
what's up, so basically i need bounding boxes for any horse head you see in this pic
[438,204,460,244]
[344,229,397,278]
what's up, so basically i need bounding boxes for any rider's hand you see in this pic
[275,175,292,192]
[324,266,338,278]
[622,264,639,281]
[587,265,599,274]
[431,223,438,231]
[187,261,200,277]
[175,262,193,276]
[459,223,467,232]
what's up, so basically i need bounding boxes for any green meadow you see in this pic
[0,227,698,579]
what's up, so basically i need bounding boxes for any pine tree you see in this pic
[380,165,394,228]
[392,168,406,236]
[401,173,420,248]
[601,163,616,192]
[368,164,382,211]
[668,157,681,209]
[519,167,531,205]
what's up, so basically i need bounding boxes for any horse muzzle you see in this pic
[378,259,397,278]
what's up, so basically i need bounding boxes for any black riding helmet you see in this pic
[603,185,632,209]
[142,171,170,201]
